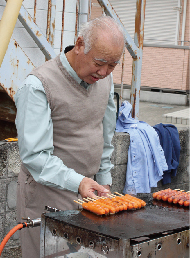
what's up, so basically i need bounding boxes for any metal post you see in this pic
[130,0,146,119]
[120,49,125,103]
[61,0,77,51]
[78,0,89,32]
[97,0,146,119]
[46,0,57,48]
[181,0,187,46]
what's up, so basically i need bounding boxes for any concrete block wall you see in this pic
[0,128,189,256]
[0,142,21,257]
[111,129,189,194]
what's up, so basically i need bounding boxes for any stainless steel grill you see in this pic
[40,196,189,258]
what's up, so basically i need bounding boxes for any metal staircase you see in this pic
[0,0,146,140]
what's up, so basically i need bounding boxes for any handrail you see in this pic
[0,0,23,68]
[18,5,56,60]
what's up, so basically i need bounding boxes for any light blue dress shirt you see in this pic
[15,51,116,193]
[116,101,168,194]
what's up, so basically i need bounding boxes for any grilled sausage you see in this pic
[153,189,190,207]
[124,194,146,207]
[94,199,116,214]
[82,202,108,215]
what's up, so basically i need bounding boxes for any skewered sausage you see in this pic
[124,194,146,208]
[74,193,146,215]
[152,188,190,207]
[82,202,108,215]
[94,199,116,214]
[113,196,138,209]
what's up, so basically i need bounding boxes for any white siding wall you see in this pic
[0,0,76,67]
[109,0,180,45]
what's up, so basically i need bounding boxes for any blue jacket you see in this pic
[116,101,168,194]
[153,123,180,184]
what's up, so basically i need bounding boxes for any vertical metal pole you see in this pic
[60,0,65,52]
[46,0,56,47]
[130,0,146,119]
[181,0,187,46]
[49,0,56,47]
[120,48,125,103]
[34,0,37,23]
[88,0,92,21]
[175,0,181,45]
[75,2,79,40]
[61,0,77,51]
[46,0,51,43]
[78,0,89,32]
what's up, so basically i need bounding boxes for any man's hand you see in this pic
[97,185,111,197]
[78,177,109,199]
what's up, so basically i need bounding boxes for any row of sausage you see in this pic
[152,188,190,206]
[75,193,146,215]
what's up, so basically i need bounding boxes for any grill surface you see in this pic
[41,197,189,257]
[44,198,189,240]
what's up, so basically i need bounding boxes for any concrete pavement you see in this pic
[138,101,189,129]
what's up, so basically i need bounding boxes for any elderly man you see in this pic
[15,16,125,257]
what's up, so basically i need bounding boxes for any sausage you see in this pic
[94,199,116,214]
[152,189,190,207]
[77,192,147,216]
[120,196,143,209]
[152,189,179,202]
[152,190,165,199]
[153,189,173,201]
[106,199,124,212]
[168,191,184,203]
[173,193,186,204]
[118,196,139,208]
[98,199,120,213]
[184,200,190,207]
[82,202,106,215]
[157,190,174,200]
[124,194,146,207]
[161,189,175,201]
[178,199,184,206]
[112,199,128,211]
[83,201,110,215]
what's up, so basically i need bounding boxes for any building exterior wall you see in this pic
[0,0,188,93]
[113,47,189,91]
[91,0,190,92]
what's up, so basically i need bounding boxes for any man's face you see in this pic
[74,36,124,84]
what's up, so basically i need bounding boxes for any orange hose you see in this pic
[0,222,27,255]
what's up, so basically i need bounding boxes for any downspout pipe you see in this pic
[78,0,89,32]
[0,0,23,67]
[62,0,77,51]
[181,0,187,46]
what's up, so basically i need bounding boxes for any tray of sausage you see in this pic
[152,188,190,207]
[74,192,146,215]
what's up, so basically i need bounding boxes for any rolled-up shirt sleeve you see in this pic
[95,73,116,186]
[15,75,84,193]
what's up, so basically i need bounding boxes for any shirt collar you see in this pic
[60,46,82,85]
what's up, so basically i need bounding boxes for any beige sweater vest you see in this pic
[30,55,112,178]
[17,55,112,254]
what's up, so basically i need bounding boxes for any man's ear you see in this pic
[75,36,85,54]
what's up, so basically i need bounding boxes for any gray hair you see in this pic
[78,16,125,54]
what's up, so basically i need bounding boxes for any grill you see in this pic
[40,195,189,258]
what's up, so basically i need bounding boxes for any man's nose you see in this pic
[97,65,108,76]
